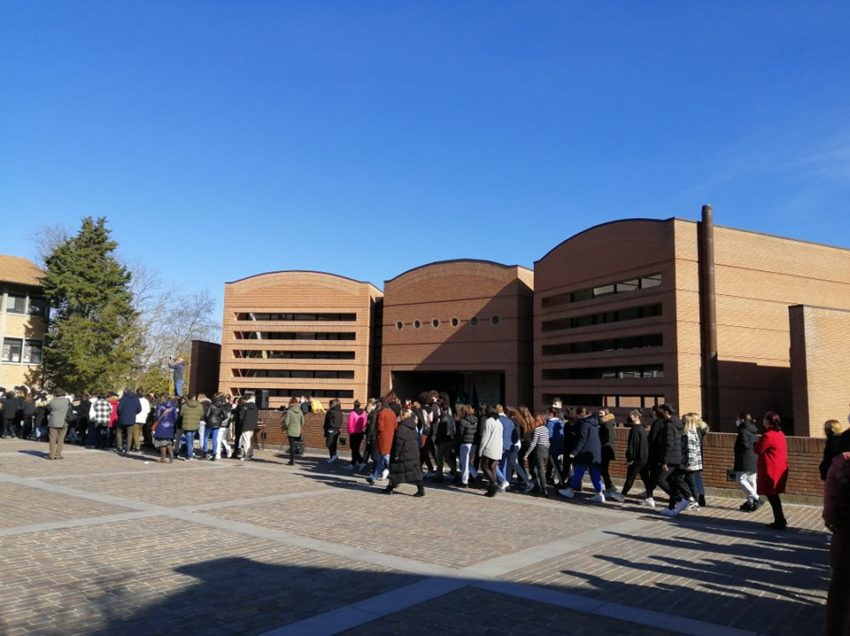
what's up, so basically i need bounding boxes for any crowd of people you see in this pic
[2,384,847,534]
[289,389,808,532]
[0,384,263,464]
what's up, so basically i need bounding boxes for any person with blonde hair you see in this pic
[820,418,850,481]
[678,412,708,512]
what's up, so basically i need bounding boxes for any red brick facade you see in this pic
[380,260,534,406]
[221,215,850,438]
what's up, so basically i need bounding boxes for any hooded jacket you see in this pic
[573,415,602,465]
[733,419,759,474]
[284,404,303,437]
[626,423,649,466]
[180,399,204,432]
[323,403,343,436]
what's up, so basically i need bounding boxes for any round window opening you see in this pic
[450,317,460,327]
[491,315,501,325]
[470,316,479,326]
[395,321,403,330]
[432,319,440,328]
[413,320,422,329]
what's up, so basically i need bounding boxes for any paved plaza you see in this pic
[0,439,829,636]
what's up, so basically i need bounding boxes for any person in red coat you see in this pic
[754,411,788,529]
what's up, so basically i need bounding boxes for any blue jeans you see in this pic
[183,431,196,459]
[197,422,206,451]
[199,427,216,454]
[570,463,603,493]
[174,379,184,397]
[498,447,529,485]
[459,443,478,484]
[371,453,390,480]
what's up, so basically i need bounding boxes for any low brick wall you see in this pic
[258,411,827,498]
[607,427,824,498]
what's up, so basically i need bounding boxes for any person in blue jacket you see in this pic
[558,407,606,503]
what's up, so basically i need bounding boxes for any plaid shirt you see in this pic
[90,398,112,426]
[681,428,703,472]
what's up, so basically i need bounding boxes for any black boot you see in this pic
[383,485,394,495]
[698,494,706,508]
[415,483,425,497]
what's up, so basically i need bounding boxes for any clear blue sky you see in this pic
[3,2,849,321]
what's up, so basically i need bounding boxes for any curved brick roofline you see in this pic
[226,269,380,290]
[534,217,674,265]
[385,258,532,284]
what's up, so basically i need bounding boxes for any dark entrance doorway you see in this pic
[391,371,504,406]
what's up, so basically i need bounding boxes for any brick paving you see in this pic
[0,437,832,635]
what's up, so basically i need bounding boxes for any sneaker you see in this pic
[739,499,753,512]
[590,492,606,503]
[558,487,575,498]
[328,455,338,464]
[523,482,535,494]
[366,476,375,485]
[661,499,689,517]
[640,497,656,508]
[606,488,625,502]
[498,481,509,493]
[686,500,700,511]
[380,468,389,481]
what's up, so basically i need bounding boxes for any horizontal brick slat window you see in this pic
[235,388,355,399]
[541,273,662,309]
[541,303,662,332]
[542,333,663,356]
[234,332,356,341]
[236,312,356,321]
[233,350,355,360]
[233,369,355,379]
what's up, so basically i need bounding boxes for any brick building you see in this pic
[0,255,47,389]
[218,271,382,409]
[534,208,850,435]
[219,209,850,436]
[380,260,533,406]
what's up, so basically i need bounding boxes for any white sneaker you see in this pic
[640,497,656,508]
[590,492,606,503]
[606,488,625,502]
[686,500,700,511]
[558,487,575,498]
[498,481,509,493]
[380,468,389,480]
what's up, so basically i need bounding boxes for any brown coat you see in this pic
[375,407,398,456]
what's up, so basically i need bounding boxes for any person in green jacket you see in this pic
[179,395,204,460]
[284,397,304,466]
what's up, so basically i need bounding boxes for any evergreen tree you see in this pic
[42,217,140,393]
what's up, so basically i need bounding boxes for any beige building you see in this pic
[219,271,382,409]
[0,256,47,390]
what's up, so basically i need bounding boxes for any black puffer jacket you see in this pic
[458,415,478,444]
[389,416,423,485]
[733,420,758,473]
[661,416,683,466]
[626,424,649,466]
